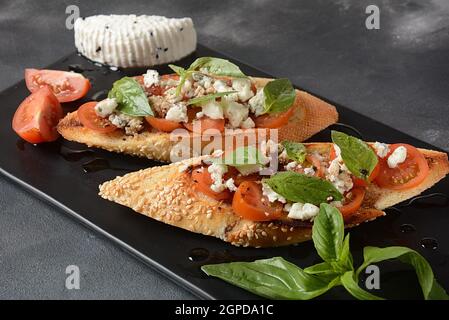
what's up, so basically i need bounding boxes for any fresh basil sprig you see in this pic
[202,203,449,300]
[186,91,237,106]
[263,171,343,205]
[263,78,296,114]
[211,146,269,175]
[331,131,378,180]
[281,141,307,163]
[108,77,153,117]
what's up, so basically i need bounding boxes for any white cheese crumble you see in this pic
[326,157,353,194]
[248,89,265,116]
[285,161,298,171]
[240,117,255,129]
[373,142,390,158]
[304,167,316,176]
[262,182,286,204]
[108,113,143,135]
[165,103,188,123]
[201,101,224,119]
[95,98,118,117]
[287,202,319,221]
[208,163,228,193]
[143,69,160,87]
[232,78,254,102]
[387,146,407,168]
[225,178,238,192]
[223,101,249,128]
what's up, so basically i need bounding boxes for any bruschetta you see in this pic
[57,57,338,162]
[98,132,449,247]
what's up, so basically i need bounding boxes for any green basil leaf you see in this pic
[168,64,186,76]
[190,57,247,78]
[312,203,344,263]
[263,78,296,113]
[337,233,354,272]
[357,246,449,300]
[186,91,237,106]
[281,141,307,163]
[108,77,153,117]
[331,131,378,180]
[340,271,384,300]
[213,146,268,167]
[264,172,343,205]
[304,262,339,277]
[202,257,340,300]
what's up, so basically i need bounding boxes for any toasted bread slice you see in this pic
[57,77,338,162]
[98,144,449,247]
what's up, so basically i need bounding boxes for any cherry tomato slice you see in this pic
[12,86,63,143]
[254,106,295,129]
[184,118,225,134]
[145,117,183,132]
[339,187,365,220]
[77,101,117,133]
[191,167,232,201]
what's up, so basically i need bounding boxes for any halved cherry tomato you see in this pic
[184,118,225,133]
[224,166,260,186]
[145,117,183,132]
[374,144,429,190]
[232,181,283,221]
[254,106,295,129]
[12,86,63,143]
[191,167,232,201]
[339,187,365,220]
[25,69,90,103]
[77,101,117,133]
[306,154,325,178]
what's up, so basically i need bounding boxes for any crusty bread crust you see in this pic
[57,77,338,162]
[98,144,449,247]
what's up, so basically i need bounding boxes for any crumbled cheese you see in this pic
[387,146,407,168]
[287,203,319,221]
[373,142,390,158]
[248,89,265,116]
[108,112,143,135]
[225,178,237,192]
[208,163,228,193]
[196,74,213,89]
[240,117,255,129]
[262,182,286,203]
[223,101,249,128]
[124,118,144,135]
[201,101,224,119]
[213,80,238,102]
[182,79,193,93]
[143,69,159,87]
[95,98,118,117]
[232,78,254,102]
[285,161,298,171]
[165,103,188,123]
[326,157,353,194]
[333,144,342,161]
[303,167,316,176]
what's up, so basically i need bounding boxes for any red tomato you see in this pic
[232,181,283,221]
[184,118,225,133]
[374,144,429,190]
[254,106,295,129]
[12,86,63,143]
[306,154,325,178]
[77,102,117,133]
[145,117,183,132]
[25,69,90,103]
[339,187,365,220]
[191,167,232,201]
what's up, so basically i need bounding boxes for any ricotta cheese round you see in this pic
[74,14,197,68]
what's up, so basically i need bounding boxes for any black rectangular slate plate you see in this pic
[1,44,448,300]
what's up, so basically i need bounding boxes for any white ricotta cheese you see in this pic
[95,98,118,117]
[373,142,390,158]
[287,202,319,221]
[143,69,160,87]
[165,103,188,123]
[262,182,286,204]
[248,89,265,116]
[232,78,254,102]
[201,101,224,119]
[387,146,407,168]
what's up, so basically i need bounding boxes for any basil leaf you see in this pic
[168,64,186,76]
[213,146,268,167]
[337,234,354,272]
[331,131,378,180]
[190,57,247,78]
[202,257,340,300]
[357,246,449,300]
[340,271,384,300]
[108,77,153,116]
[186,91,237,106]
[264,171,343,205]
[263,78,296,113]
[281,141,307,163]
[304,262,339,277]
[312,203,345,263]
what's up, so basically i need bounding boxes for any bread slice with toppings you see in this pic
[57,77,338,162]
[98,143,449,247]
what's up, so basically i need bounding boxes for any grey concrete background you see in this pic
[1,0,448,299]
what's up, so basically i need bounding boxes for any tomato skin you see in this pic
[145,117,183,132]
[191,167,232,201]
[306,154,325,178]
[232,181,283,221]
[25,69,90,103]
[184,118,225,134]
[254,106,295,129]
[12,86,63,143]
[339,187,365,220]
[77,101,117,133]
[374,144,429,190]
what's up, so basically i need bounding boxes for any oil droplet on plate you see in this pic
[420,237,438,250]
[400,224,416,234]
[188,248,210,262]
